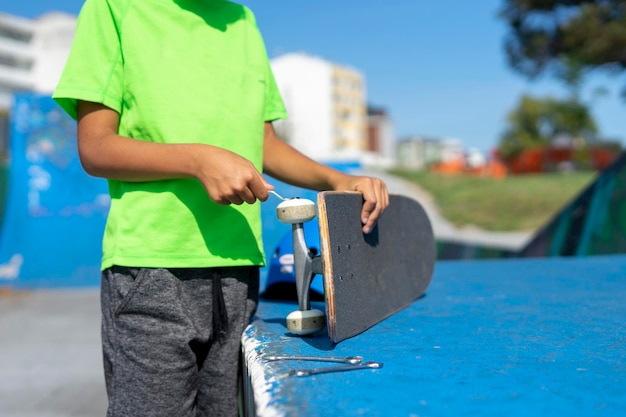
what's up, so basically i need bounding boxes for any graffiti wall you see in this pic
[0,94,109,288]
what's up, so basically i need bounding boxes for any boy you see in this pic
[54,0,388,416]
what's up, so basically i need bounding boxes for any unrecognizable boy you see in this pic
[54,0,388,416]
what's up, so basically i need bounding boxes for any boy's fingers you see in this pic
[360,201,379,234]
[248,175,272,202]
[358,180,389,234]
[211,173,269,205]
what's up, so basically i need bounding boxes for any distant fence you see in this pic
[501,146,620,174]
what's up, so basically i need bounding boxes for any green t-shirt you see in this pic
[53,0,287,270]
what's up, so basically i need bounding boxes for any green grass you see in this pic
[388,168,597,232]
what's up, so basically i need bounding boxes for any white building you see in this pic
[0,12,76,106]
[397,135,465,170]
[0,12,76,152]
[270,52,368,162]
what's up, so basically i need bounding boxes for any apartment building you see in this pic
[270,52,368,162]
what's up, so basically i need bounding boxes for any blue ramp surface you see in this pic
[243,255,626,417]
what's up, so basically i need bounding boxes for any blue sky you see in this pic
[4,0,625,153]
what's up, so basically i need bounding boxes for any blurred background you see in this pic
[0,1,625,415]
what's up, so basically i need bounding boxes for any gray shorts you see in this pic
[101,266,259,417]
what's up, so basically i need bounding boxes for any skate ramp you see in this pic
[437,151,626,260]
[519,151,626,257]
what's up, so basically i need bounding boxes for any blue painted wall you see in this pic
[0,94,108,288]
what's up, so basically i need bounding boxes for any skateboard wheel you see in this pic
[276,199,316,224]
[286,309,325,335]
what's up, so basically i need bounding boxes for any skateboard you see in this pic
[318,192,436,342]
[276,191,436,343]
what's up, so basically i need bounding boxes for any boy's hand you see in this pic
[334,175,389,234]
[194,146,273,205]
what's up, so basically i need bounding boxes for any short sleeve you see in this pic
[53,0,126,119]
[263,60,288,122]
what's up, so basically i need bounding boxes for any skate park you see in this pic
[0,94,625,416]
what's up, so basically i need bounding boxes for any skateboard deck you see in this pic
[317,191,436,343]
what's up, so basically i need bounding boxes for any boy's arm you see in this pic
[262,122,389,233]
[76,100,272,205]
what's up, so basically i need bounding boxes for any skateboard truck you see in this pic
[276,197,325,335]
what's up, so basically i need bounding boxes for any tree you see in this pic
[498,95,598,158]
[500,0,626,95]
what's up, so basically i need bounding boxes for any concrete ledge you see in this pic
[242,256,626,417]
